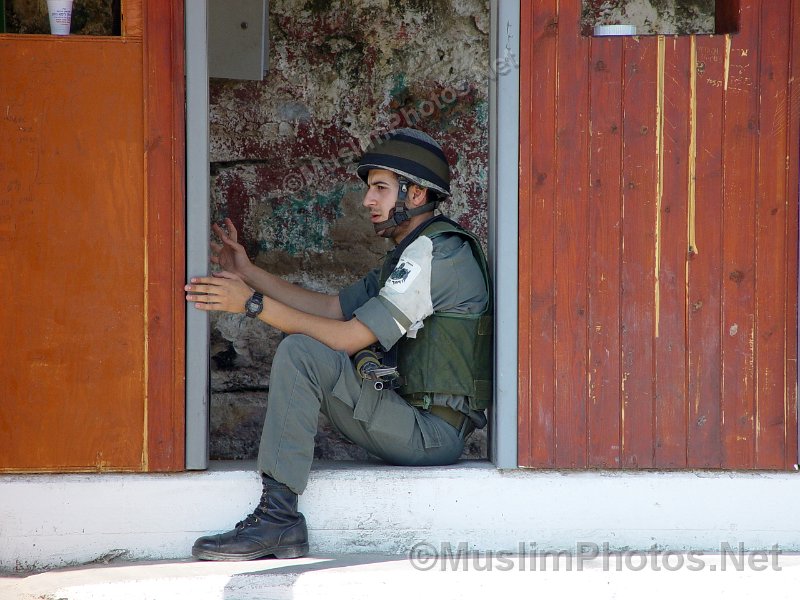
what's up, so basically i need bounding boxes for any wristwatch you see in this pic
[244,292,264,318]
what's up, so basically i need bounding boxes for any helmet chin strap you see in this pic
[373,178,437,238]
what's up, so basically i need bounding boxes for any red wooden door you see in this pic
[518,0,799,469]
[0,0,185,472]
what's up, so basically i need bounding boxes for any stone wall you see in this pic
[208,0,492,461]
[582,0,715,35]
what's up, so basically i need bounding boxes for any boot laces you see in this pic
[235,513,261,530]
[234,484,272,530]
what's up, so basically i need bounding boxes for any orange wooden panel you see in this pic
[587,36,623,468]
[0,37,146,471]
[754,0,792,468]
[553,0,590,467]
[518,0,558,467]
[143,0,185,471]
[620,36,658,468]
[721,0,760,468]
[687,35,726,468]
[654,36,691,468]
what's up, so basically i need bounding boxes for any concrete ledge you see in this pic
[2,460,800,571]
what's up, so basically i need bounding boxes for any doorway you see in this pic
[185,1,520,469]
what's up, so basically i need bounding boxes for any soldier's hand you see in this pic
[210,218,253,276]
[185,271,253,314]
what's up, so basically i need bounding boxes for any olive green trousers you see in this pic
[256,334,466,494]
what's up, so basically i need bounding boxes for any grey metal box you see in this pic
[208,0,269,80]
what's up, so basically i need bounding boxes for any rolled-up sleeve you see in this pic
[353,297,404,351]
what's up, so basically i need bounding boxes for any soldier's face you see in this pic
[363,169,400,226]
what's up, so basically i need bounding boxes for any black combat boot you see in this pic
[192,474,309,561]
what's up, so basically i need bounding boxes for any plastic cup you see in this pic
[47,0,74,36]
[593,24,637,36]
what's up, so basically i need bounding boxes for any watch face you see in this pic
[245,293,263,316]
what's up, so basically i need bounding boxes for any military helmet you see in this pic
[357,128,451,198]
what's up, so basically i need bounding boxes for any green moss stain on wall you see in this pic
[259,186,346,256]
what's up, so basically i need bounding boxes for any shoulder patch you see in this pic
[387,257,422,293]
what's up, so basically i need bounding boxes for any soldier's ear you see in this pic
[408,185,428,207]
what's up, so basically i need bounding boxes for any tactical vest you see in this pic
[379,216,493,410]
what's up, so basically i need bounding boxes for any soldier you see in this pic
[185,128,492,560]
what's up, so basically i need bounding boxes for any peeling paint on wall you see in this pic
[209,0,492,461]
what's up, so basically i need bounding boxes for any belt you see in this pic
[405,395,474,437]
[429,405,473,437]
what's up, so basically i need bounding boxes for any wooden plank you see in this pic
[144,0,185,471]
[720,0,760,469]
[123,0,143,37]
[0,38,146,471]
[784,0,800,470]
[716,0,741,34]
[754,0,792,468]
[518,0,535,468]
[587,36,623,468]
[654,36,691,467]
[687,35,726,468]
[620,36,659,468]
[553,0,590,467]
[518,0,558,467]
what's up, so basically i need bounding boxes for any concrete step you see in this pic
[2,460,800,573]
[3,553,800,600]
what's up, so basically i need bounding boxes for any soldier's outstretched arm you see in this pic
[186,271,372,355]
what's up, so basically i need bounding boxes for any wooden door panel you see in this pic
[0,38,146,470]
[518,0,799,470]
[0,0,184,472]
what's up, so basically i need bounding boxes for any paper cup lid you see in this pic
[594,24,637,36]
